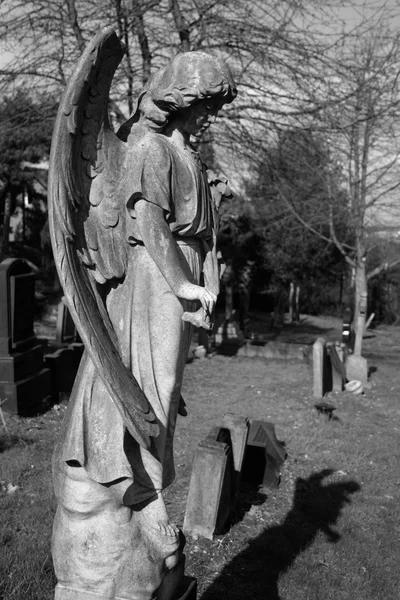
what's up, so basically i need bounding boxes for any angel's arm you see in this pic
[134,199,216,315]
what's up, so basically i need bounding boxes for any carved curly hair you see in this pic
[118,51,236,139]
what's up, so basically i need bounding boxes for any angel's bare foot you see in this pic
[134,492,179,540]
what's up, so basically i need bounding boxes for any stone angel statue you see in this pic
[49,27,236,600]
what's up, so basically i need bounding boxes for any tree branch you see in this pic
[367,258,400,280]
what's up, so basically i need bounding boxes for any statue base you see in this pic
[170,576,197,600]
[54,556,197,600]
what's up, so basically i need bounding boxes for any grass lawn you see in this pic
[1,315,400,600]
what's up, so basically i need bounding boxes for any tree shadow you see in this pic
[200,469,360,600]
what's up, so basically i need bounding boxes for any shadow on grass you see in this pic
[201,469,360,600]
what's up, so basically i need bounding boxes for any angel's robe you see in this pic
[54,131,216,502]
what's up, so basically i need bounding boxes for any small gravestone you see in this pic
[313,337,329,397]
[43,299,84,402]
[313,337,347,397]
[0,258,51,413]
[183,426,234,539]
[314,340,325,396]
[44,347,77,400]
[215,264,245,355]
[55,297,81,346]
[241,420,286,489]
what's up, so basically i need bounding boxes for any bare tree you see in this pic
[267,13,400,347]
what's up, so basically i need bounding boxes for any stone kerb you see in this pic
[238,339,308,360]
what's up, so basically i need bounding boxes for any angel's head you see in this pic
[119,51,236,138]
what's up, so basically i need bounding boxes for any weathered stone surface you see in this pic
[183,426,234,539]
[48,27,236,600]
[313,336,328,398]
[238,340,307,360]
[345,353,368,385]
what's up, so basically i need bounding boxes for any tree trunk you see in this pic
[169,0,191,52]
[295,284,300,321]
[288,282,294,322]
[353,259,367,356]
[289,281,300,322]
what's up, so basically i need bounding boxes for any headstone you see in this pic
[0,258,35,353]
[44,346,81,401]
[313,336,330,397]
[215,263,245,355]
[44,300,84,402]
[55,297,80,346]
[241,420,286,489]
[314,337,348,397]
[345,353,368,386]
[183,426,234,539]
[0,258,51,414]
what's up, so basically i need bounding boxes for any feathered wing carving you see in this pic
[48,27,159,449]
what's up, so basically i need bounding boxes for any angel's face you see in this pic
[176,97,220,139]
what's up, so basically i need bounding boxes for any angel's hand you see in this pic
[176,282,216,315]
[182,307,213,331]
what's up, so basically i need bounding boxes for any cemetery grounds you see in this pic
[1,313,400,600]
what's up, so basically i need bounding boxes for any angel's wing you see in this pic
[48,27,159,449]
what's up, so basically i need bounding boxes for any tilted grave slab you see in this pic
[241,420,287,489]
[183,426,234,540]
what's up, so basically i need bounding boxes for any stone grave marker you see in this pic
[40,298,84,403]
[0,258,51,413]
[214,263,245,355]
[241,420,287,489]
[313,336,330,397]
[55,297,81,346]
[313,337,347,397]
[183,426,234,540]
